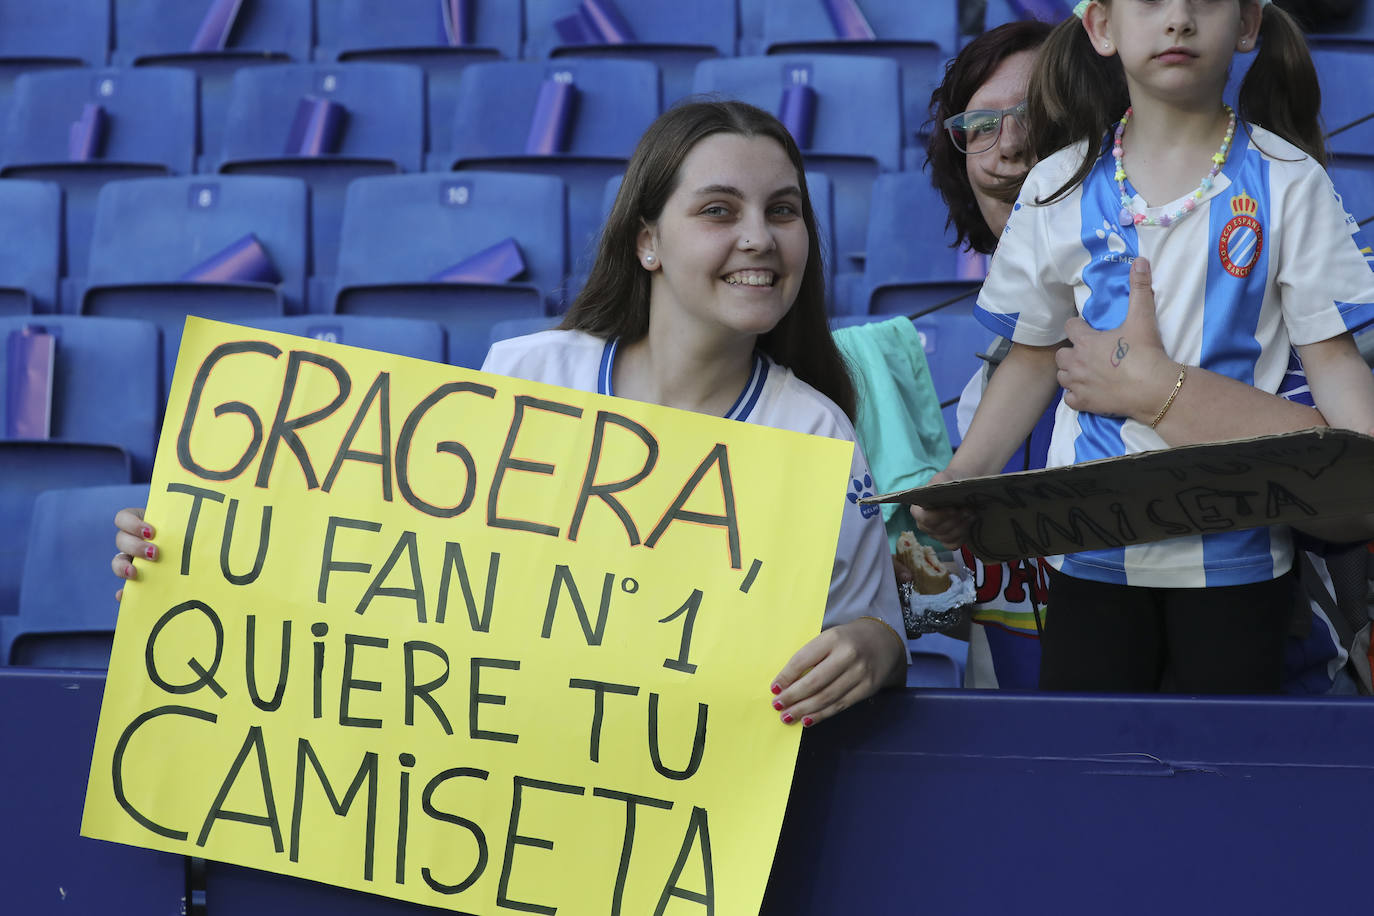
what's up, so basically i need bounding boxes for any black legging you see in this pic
[1039,567,1296,694]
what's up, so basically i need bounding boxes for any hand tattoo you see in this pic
[1110,337,1129,368]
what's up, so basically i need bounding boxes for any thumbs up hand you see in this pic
[1056,256,1175,420]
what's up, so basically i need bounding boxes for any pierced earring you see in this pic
[644,254,655,266]
[1102,41,1111,50]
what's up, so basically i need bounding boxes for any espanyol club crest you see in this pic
[1218,190,1263,278]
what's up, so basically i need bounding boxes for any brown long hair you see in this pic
[1030,0,1325,207]
[925,20,1054,255]
[560,98,856,420]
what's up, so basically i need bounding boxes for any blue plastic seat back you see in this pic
[1309,5,1374,49]
[442,58,659,277]
[219,62,426,171]
[762,0,959,54]
[0,315,161,479]
[113,0,312,163]
[334,171,568,368]
[2,66,197,173]
[692,54,901,270]
[0,180,61,313]
[1329,155,1374,227]
[524,0,736,102]
[863,171,985,316]
[82,175,307,385]
[219,62,427,281]
[1312,49,1374,156]
[692,55,902,171]
[338,171,567,295]
[112,0,313,63]
[761,0,957,137]
[0,670,187,910]
[0,442,130,616]
[983,0,1072,29]
[85,174,309,305]
[241,316,447,365]
[318,0,522,59]
[5,483,150,667]
[444,58,660,163]
[865,172,963,285]
[0,0,110,66]
[907,632,969,688]
[1,67,199,277]
[316,0,523,151]
[913,302,997,444]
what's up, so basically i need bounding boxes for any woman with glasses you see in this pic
[922,20,1374,695]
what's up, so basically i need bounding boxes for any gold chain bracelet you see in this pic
[1150,365,1187,429]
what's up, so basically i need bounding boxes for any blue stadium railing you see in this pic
[5,667,1373,914]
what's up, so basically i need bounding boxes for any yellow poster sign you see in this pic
[83,318,853,914]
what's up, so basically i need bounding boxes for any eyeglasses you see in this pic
[944,100,1028,155]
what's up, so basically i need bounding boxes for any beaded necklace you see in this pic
[1114,104,1236,228]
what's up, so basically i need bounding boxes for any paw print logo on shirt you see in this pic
[1094,219,1127,254]
[847,473,880,519]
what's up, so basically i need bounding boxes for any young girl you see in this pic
[917,0,1374,693]
[115,100,909,726]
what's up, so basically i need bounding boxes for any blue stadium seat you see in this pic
[693,55,902,278]
[760,0,957,141]
[112,0,314,159]
[913,301,996,445]
[524,0,736,104]
[0,315,161,478]
[1312,48,1374,157]
[2,483,149,667]
[432,58,661,278]
[0,180,61,314]
[217,62,426,296]
[740,0,768,53]
[983,0,1072,29]
[863,172,984,317]
[79,175,309,391]
[0,67,198,288]
[240,316,447,365]
[908,632,969,688]
[0,669,187,909]
[1329,156,1374,227]
[0,442,130,616]
[0,0,109,67]
[0,0,110,127]
[315,0,523,152]
[1309,5,1374,50]
[333,171,568,370]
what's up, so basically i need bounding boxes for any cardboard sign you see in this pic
[82,318,854,914]
[866,428,1374,562]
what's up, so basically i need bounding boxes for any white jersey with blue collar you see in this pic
[975,124,1374,588]
[481,329,904,636]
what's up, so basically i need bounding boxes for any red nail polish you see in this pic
[802,717,814,727]
[772,700,783,711]
[145,546,156,560]
[781,713,794,724]
[142,527,153,540]
[770,684,781,695]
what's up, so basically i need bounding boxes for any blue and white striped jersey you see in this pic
[975,125,1374,587]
